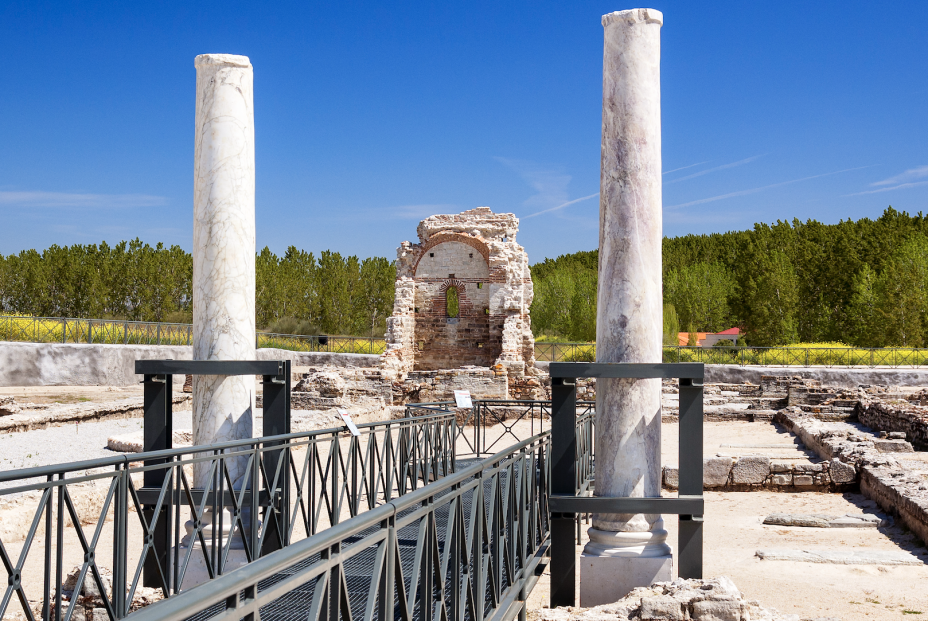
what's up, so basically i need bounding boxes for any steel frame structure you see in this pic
[547,362,704,608]
[124,434,552,621]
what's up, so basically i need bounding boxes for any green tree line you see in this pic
[0,240,396,337]
[530,208,928,347]
[7,207,928,346]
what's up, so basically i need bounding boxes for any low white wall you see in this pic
[704,364,928,388]
[0,342,381,387]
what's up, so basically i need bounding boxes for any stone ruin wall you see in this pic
[381,207,535,382]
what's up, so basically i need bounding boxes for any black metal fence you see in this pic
[662,344,928,367]
[126,433,552,621]
[403,400,595,464]
[0,413,456,621]
[6,315,928,366]
[538,340,928,366]
[0,316,385,354]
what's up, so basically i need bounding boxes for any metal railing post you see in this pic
[113,464,128,618]
[261,360,291,553]
[142,372,172,588]
[549,376,577,608]
[677,377,704,579]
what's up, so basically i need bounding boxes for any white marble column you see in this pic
[580,9,670,606]
[192,53,256,489]
[182,54,256,587]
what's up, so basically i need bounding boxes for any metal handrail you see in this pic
[126,433,552,621]
[0,412,456,621]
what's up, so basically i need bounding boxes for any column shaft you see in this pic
[594,8,663,533]
[580,9,668,605]
[192,54,256,489]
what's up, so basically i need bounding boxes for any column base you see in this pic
[579,554,673,606]
[173,544,249,591]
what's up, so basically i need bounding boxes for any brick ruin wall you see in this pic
[412,242,496,369]
[381,208,535,380]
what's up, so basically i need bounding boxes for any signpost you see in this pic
[336,408,361,436]
[453,390,472,408]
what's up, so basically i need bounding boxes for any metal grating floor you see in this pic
[183,458,534,621]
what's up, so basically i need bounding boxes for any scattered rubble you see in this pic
[56,565,164,620]
[535,576,801,621]
[0,395,21,415]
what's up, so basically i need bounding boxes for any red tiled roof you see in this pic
[676,328,739,346]
[678,332,707,346]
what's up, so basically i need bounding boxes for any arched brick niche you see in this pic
[414,270,497,369]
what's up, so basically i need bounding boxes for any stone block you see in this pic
[663,466,679,490]
[829,459,857,483]
[793,475,815,486]
[691,599,742,621]
[874,439,914,453]
[793,462,823,473]
[640,596,684,620]
[731,456,770,484]
[769,474,792,486]
[769,461,791,473]
[92,609,109,621]
[704,457,734,487]
[579,554,673,606]
[763,513,831,527]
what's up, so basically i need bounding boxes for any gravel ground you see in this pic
[0,412,193,473]
[0,408,347,492]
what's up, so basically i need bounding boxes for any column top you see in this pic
[195,54,252,69]
[602,8,663,27]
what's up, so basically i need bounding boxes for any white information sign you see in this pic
[453,390,473,408]
[336,408,361,436]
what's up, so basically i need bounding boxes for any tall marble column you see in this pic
[580,9,669,606]
[191,53,256,490]
[182,54,256,588]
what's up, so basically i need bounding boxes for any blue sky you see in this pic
[0,1,925,262]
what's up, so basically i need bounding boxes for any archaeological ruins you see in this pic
[2,8,928,621]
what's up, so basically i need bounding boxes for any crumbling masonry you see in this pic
[381,208,535,379]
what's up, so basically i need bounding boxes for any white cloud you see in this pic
[871,164,928,187]
[846,180,928,196]
[494,157,572,211]
[523,193,599,219]
[666,166,870,210]
[495,156,599,220]
[0,191,167,208]
[663,161,709,175]
[668,155,763,183]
